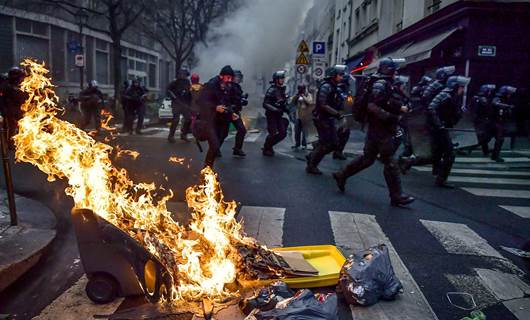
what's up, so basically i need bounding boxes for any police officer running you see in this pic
[334,74,354,160]
[123,78,148,135]
[306,65,346,174]
[167,68,192,143]
[427,75,471,188]
[197,65,235,167]
[490,85,517,162]
[421,66,456,108]
[79,80,104,134]
[224,70,248,157]
[332,58,415,207]
[262,71,289,156]
[471,84,496,156]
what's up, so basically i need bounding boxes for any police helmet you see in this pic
[178,67,190,78]
[418,75,433,86]
[393,75,410,86]
[8,67,25,82]
[89,80,98,88]
[377,57,406,76]
[325,65,347,79]
[234,70,244,82]
[272,70,286,82]
[435,66,456,82]
[498,85,517,97]
[478,84,496,96]
[446,75,471,90]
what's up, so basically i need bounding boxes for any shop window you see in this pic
[96,51,109,84]
[16,34,49,65]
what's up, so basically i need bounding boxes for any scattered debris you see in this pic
[446,292,477,311]
[338,244,403,306]
[239,281,294,315]
[461,310,486,320]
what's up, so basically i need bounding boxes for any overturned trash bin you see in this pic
[338,244,403,306]
[72,208,173,304]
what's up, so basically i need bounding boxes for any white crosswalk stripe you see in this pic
[414,166,530,177]
[238,205,285,248]
[461,188,530,199]
[499,205,530,218]
[455,157,530,163]
[329,211,437,320]
[448,176,530,186]
[33,275,123,320]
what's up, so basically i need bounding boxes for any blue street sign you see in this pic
[312,41,326,55]
[67,40,81,53]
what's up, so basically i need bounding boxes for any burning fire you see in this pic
[13,60,256,301]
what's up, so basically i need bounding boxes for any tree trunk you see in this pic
[111,35,122,112]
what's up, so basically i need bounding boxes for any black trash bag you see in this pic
[239,281,295,315]
[255,289,338,320]
[338,244,403,306]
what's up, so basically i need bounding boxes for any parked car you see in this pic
[158,98,173,122]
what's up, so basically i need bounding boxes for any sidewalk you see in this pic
[0,190,56,292]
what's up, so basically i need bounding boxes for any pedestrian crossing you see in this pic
[31,206,530,320]
[413,151,530,219]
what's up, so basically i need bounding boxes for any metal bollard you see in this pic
[0,116,17,226]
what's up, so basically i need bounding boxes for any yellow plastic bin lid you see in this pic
[258,245,346,288]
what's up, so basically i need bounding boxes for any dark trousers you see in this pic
[124,103,145,133]
[400,122,413,157]
[231,117,247,150]
[336,126,351,153]
[430,129,455,182]
[309,118,338,167]
[294,119,307,147]
[263,112,288,151]
[205,118,230,167]
[491,122,505,159]
[169,104,191,138]
[475,120,494,155]
[80,105,101,131]
[339,132,403,200]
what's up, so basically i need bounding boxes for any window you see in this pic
[355,8,360,33]
[148,63,156,88]
[95,51,109,84]
[135,61,146,72]
[16,18,49,36]
[425,0,442,15]
[15,18,50,66]
[15,19,32,33]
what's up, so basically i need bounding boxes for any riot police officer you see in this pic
[167,68,192,143]
[392,75,413,158]
[123,78,148,134]
[427,75,470,188]
[197,65,235,167]
[410,75,433,110]
[262,71,289,156]
[306,65,346,174]
[491,85,517,162]
[225,70,248,157]
[0,67,27,141]
[332,57,415,207]
[421,66,456,107]
[334,73,354,160]
[471,84,496,156]
[79,80,104,134]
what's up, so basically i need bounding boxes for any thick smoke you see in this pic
[194,0,314,99]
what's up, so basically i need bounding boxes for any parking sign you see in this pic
[312,41,326,56]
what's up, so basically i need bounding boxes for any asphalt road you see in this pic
[1,124,529,320]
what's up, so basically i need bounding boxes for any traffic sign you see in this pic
[75,54,85,67]
[296,65,308,74]
[312,41,326,55]
[297,40,309,53]
[67,40,81,53]
[313,66,324,79]
[296,53,309,65]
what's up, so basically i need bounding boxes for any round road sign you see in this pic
[314,67,324,77]
[296,65,308,74]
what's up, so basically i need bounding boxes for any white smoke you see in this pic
[194,0,314,100]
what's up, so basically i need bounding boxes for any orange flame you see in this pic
[169,156,185,165]
[13,60,252,301]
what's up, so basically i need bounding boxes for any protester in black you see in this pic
[123,78,148,134]
[262,71,289,156]
[79,80,104,134]
[197,65,235,167]
[167,68,192,143]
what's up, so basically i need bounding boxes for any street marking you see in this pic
[455,157,530,163]
[445,274,498,309]
[503,298,530,320]
[329,212,438,320]
[474,269,530,301]
[33,275,123,320]
[420,220,504,259]
[448,176,530,186]
[413,167,530,177]
[462,188,530,199]
[244,132,261,143]
[238,206,285,248]
[499,205,530,218]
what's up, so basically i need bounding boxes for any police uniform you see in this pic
[79,85,104,132]
[262,80,289,155]
[167,78,192,141]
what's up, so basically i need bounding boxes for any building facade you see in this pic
[0,5,175,99]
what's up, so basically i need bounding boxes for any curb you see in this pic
[0,194,57,293]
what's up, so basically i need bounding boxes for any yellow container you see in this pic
[259,245,346,288]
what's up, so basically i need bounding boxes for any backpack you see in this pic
[352,75,378,123]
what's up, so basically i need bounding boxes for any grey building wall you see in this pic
[0,15,14,72]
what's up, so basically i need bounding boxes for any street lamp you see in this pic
[75,9,89,90]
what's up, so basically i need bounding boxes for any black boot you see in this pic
[435,177,455,189]
[333,151,347,160]
[390,194,415,207]
[233,148,246,157]
[332,172,346,193]
[262,148,274,157]
[168,136,176,143]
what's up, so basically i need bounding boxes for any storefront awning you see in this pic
[363,27,460,74]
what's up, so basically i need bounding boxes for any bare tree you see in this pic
[17,0,146,108]
[142,0,235,73]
